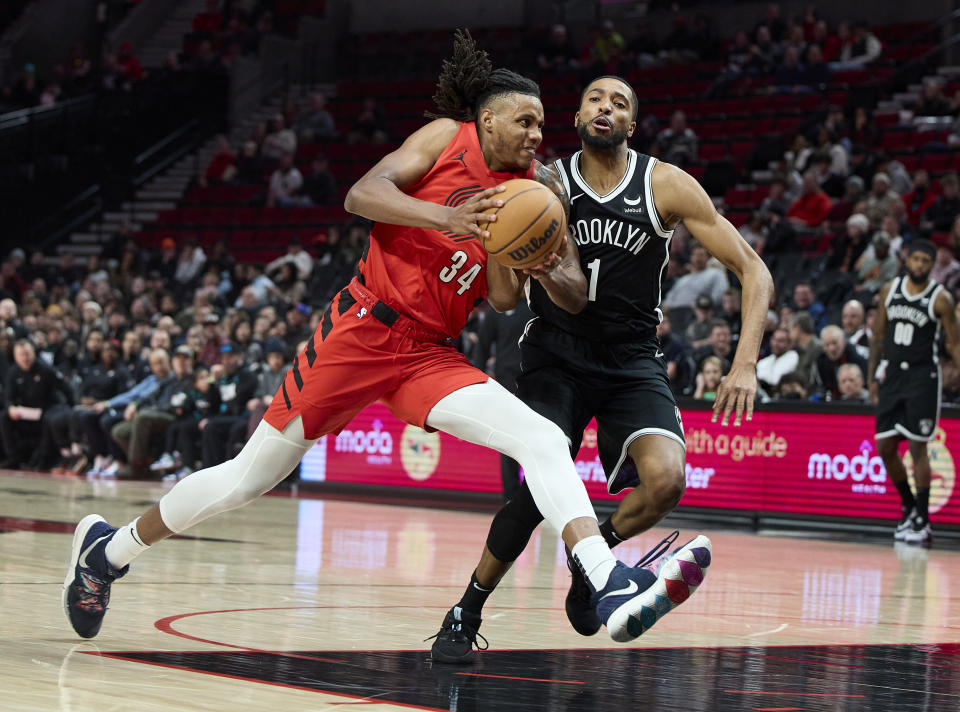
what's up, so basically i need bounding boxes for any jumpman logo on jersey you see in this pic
[451,149,468,168]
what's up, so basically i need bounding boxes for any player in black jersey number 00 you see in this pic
[869,240,960,546]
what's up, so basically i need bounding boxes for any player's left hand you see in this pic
[712,361,757,427]
[522,235,566,279]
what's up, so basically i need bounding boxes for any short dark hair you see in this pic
[580,75,639,121]
[790,312,815,334]
[708,318,730,332]
[779,371,807,389]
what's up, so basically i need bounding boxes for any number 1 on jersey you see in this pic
[586,258,600,302]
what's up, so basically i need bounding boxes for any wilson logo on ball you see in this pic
[507,218,561,262]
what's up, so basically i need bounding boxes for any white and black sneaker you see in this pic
[902,514,932,546]
[894,508,916,541]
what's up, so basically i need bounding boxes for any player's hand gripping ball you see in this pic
[481,179,567,269]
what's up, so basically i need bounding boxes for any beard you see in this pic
[907,268,931,285]
[576,118,628,149]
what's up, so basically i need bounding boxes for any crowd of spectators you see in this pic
[2,4,960,479]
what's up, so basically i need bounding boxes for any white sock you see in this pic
[104,517,150,569]
[571,535,617,592]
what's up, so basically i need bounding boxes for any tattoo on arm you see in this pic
[534,161,570,219]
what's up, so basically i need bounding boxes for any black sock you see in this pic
[915,487,930,521]
[894,479,916,513]
[599,516,627,550]
[457,570,494,616]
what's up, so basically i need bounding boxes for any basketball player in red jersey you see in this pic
[63,31,709,646]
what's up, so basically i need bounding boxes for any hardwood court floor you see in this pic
[2,470,959,711]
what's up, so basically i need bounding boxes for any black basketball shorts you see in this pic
[515,320,685,495]
[875,363,941,442]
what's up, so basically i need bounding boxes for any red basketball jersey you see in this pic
[357,121,534,338]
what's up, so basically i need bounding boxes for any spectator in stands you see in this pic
[111,346,192,477]
[174,239,207,292]
[266,236,313,281]
[537,23,579,73]
[693,356,724,401]
[826,175,864,229]
[115,42,144,83]
[791,281,827,332]
[198,313,226,366]
[80,347,171,476]
[847,143,876,185]
[234,141,268,185]
[921,173,960,233]
[808,152,845,200]
[835,21,882,68]
[777,371,809,400]
[262,114,297,161]
[2,340,73,468]
[757,3,786,42]
[802,44,830,91]
[193,0,223,33]
[786,169,832,228]
[836,363,869,402]
[299,155,338,205]
[902,169,937,226]
[663,243,729,310]
[720,287,742,339]
[739,211,766,253]
[120,330,148,380]
[657,311,692,396]
[203,135,236,186]
[692,319,733,373]
[759,175,790,221]
[283,303,312,348]
[151,365,220,480]
[773,46,810,94]
[916,78,951,117]
[267,154,307,208]
[841,299,871,358]
[756,327,798,393]
[656,110,698,167]
[296,93,338,143]
[847,106,878,148]
[875,154,912,197]
[684,295,716,348]
[817,325,867,400]
[931,245,960,292]
[348,97,388,144]
[201,342,257,467]
[789,311,822,386]
[244,338,289,437]
[950,215,960,257]
[855,231,898,293]
[829,212,871,273]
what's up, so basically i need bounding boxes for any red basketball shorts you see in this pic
[263,278,489,440]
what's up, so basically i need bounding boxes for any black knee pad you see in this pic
[485,481,545,562]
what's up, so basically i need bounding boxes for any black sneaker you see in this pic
[427,606,487,664]
[565,554,601,636]
[62,514,128,638]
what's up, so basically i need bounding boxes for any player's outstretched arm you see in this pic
[652,161,774,426]
[344,118,505,239]
[936,288,960,371]
[867,282,891,405]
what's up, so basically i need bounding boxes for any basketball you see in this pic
[481,178,566,269]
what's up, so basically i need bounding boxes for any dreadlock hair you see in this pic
[426,29,540,122]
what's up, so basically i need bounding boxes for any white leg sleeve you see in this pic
[426,380,596,532]
[158,417,317,533]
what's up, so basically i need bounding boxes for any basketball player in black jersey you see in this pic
[428,76,774,663]
[869,240,960,546]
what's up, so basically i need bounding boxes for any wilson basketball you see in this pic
[482,179,566,269]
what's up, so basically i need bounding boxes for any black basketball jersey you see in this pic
[882,277,943,367]
[526,150,673,342]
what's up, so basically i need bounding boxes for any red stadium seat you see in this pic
[920,154,952,173]
[931,232,950,247]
